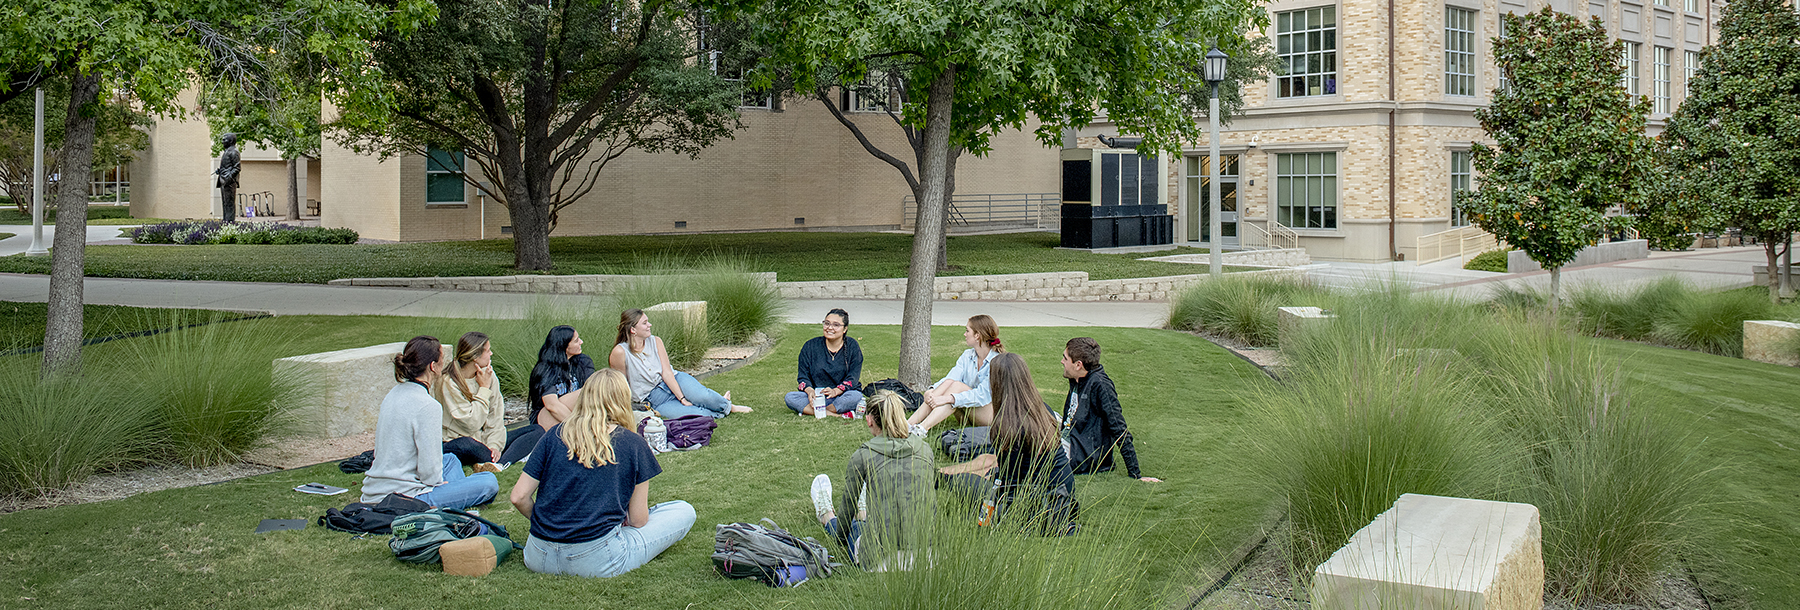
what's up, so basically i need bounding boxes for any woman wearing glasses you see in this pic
[785,308,864,418]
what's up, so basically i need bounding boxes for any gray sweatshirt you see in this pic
[361,382,445,503]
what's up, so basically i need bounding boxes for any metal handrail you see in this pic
[1238,218,1301,251]
[1415,224,1500,264]
[902,192,1061,231]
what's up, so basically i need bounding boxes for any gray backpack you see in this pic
[711,519,838,586]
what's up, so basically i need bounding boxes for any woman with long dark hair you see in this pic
[609,309,748,419]
[362,336,499,509]
[785,308,864,418]
[500,325,596,464]
[982,352,1076,531]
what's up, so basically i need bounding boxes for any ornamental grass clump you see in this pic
[615,257,788,347]
[1649,286,1774,357]
[111,313,316,466]
[1566,277,1691,340]
[1167,275,1325,346]
[0,364,157,496]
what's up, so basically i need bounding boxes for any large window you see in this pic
[425,147,464,204]
[1684,0,1698,11]
[1497,17,1511,92]
[1654,46,1672,113]
[1450,151,1472,226]
[1276,152,1337,229]
[1445,7,1477,96]
[1276,6,1338,98]
[1684,49,1700,98]
[1622,42,1641,96]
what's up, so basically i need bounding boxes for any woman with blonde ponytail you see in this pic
[806,390,936,570]
[511,369,696,578]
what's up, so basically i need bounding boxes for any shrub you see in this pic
[1167,275,1325,346]
[128,221,358,245]
[1650,286,1774,356]
[0,365,157,496]
[110,313,315,466]
[1464,248,1511,272]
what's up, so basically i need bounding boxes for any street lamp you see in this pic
[26,88,48,256]
[1204,46,1229,277]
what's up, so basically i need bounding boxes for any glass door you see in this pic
[1185,155,1239,246]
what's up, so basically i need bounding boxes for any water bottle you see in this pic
[977,478,1003,526]
[812,389,828,419]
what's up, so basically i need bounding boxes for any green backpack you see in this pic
[388,508,516,564]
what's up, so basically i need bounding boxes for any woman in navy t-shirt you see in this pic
[510,368,697,578]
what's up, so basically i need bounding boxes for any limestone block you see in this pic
[554,281,579,294]
[1743,320,1800,367]
[1277,306,1334,348]
[949,281,969,292]
[998,289,1019,300]
[273,342,407,438]
[646,300,708,332]
[1312,493,1543,610]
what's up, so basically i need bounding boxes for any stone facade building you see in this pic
[1072,0,1723,262]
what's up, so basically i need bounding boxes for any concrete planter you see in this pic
[1507,240,1648,273]
[1312,494,1543,610]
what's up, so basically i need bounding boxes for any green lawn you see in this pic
[0,319,1273,609]
[0,231,1240,284]
[0,232,12,241]
[0,302,252,352]
[0,206,169,226]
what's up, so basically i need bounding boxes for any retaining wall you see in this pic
[1507,240,1649,273]
[1139,248,1312,268]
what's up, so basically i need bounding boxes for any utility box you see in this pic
[1059,148,1172,249]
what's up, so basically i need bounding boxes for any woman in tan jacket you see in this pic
[432,332,506,469]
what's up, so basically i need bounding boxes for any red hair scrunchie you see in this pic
[989,338,1002,349]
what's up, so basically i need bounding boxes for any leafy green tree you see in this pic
[0,75,150,214]
[1658,0,1800,303]
[747,0,1268,386]
[1459,8,1652,312]
[329,0,746,271]
[0,0,432,374]
[199,46,325,221]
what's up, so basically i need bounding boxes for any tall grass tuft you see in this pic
[1566,277,1691,339]
[1248,291,1513,574]
[613,257,788,349]
[111,313,316,466]
[1486,281,1549,316]
[1168,275,1326,346]
[1650,286,1774,357]
[0,364,157,496]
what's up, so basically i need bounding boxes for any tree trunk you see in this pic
[1765,241,1782,304]
[1781,237,1792,300]
[41,70,100,377]
[898,65,956,389]
[285,158,300,220]
[1548,265,1561,317]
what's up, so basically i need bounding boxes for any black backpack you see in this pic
[864,379,923,412]
[319,494,431,535]
[938,426,993,460]
[338,450,374,474]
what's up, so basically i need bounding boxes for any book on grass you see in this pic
[294,483,349,496]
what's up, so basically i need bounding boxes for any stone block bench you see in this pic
[1312,493,1543,610]
[273,342,405,438]
[1277,306,1333,348]
[1743,320,1800,367]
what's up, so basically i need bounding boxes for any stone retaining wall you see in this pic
[1507,240,1649,273]
[1139,248,1312,268]
[329,269,1302,302]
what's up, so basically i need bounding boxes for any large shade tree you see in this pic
[0,75,149,214]
[744,0,1269,387]
[329,0,747,270]
[1658,0,1800,302]
[1459,8,1652,312]
[0,0,432,374]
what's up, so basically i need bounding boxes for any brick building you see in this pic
[1070,0,1723,262]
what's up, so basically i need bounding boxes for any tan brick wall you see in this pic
[319,113,401,240]
[131,88,215,220]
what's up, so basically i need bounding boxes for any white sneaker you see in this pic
[858,485,868,514]
[810,474,834,521]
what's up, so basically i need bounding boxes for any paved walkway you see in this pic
[0,274,1172,327]
[1298,245,1768,297]
[0,224,133,256]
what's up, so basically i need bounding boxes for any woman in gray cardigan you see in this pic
[361,336,499,509]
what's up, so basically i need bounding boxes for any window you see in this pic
[1684,49,1699,97]
[1445,7,1477,96]
[1276,6,1338,98]
[698,13,772,109]
[1654,46,1671,113]
[842,72,895,113]
[1497,17,1511,92]
[425,147,464,204]
[1450,151,1472,226]
[1276,152,1337,229]
[1684,0,1698,11]
[1099,151,1160,207]
[1621,42,1641,96]
[1654,0,1667,7]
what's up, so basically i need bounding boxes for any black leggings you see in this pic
[500,424,545,465]
[442,436,493,467]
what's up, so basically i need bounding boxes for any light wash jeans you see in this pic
[648,372,731,419]
[784,390,865,415]
[524,500,698,578]
[415,453,499,509]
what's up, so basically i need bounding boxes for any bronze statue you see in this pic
[214,133,241,222]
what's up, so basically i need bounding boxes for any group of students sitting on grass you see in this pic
[357,308,1155,579]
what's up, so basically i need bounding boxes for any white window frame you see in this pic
[1621,42,1641,96]
[1275,152,1338,229]
[1653,46,1671,114]
[1445,7,1478,97]
[1450,150,1472,226]
[1684,49,1699,99]
[1275,6,1339,98]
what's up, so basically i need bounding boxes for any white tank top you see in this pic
[619,336,662,401]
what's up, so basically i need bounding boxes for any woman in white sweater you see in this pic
[362,336,499,509]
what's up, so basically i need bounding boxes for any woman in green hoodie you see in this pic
[809,391,936,571]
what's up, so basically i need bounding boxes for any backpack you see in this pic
[388,508,517,564]
[938,426,993,461]
[665,415,717,449]
[338,450,375,474]
[318,494,431,534]
[864,379,923,412]
[711,519,839,587]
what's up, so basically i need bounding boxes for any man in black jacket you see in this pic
[1059,338,1160,483]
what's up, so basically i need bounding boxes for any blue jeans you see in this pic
[785,390,864,415]
[524,500,697,578]
[415,453,498,509]
[648,372,731,419]
[824,517,864,564]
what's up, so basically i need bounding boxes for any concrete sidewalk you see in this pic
[0,224,133,256]
[0,273,1172,327]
